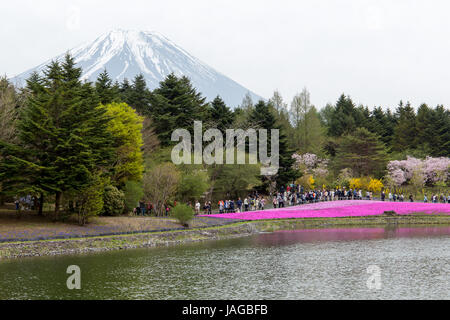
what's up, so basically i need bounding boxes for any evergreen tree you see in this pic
[119,78,133,104]
[128,74,152,115]
[369,106,394,146]
[328,94,357,137]
[95,69,119,104]
[210,96,234,133]
[429,105,450,157]
[414,104,434,155]
[251,100,298,188]
[393,101,417,152]
[150,73,208,146]
[334,127,388,178]
[0,54,114,218]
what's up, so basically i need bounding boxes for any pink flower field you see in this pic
[200,200,450,221]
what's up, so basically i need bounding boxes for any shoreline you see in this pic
[1,214,450,260]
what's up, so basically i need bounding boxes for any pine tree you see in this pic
[369,107,394,146]
[128,74,152,115]
[328,94,357,137]
[210,96,234,133]
[393,101,417,152]
[119,78,133,104]
[251,100,298,189]
[334,127,388,178]
[95,69,119,104]
[150,73,208,146]
[429,105,450,157]
[414,104,434,155]
[1,54,114,218]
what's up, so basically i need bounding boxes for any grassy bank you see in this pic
[1,214,450,260]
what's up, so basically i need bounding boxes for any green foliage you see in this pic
[0,55,115,217]
[104,102,144,185]
[250,100,299,189]
[289,88,325,154]
[123,180,144,213]
[393,101,417,152]
[95,69,120,104]
[328,94,357,137]
[178,170,210,202]
[149,73,209,146]
[212,161,261,199]
[102,185,125,216]
[74,174,105,225]
[171,203,195,227]
[334,127,388,178]
[210,96,234,133]
[127,74,152,115]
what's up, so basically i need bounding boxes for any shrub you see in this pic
[171,204,194,227]
[368,178,384,193]
[123,180,144,213]
[103,185,125,216]
[75,175,105,225]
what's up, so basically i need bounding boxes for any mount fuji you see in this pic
[13,29,263,107]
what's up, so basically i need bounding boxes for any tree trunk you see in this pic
[54,192,62,221]
[38,193,44,216]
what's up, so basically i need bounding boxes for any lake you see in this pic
[0,225,449,300]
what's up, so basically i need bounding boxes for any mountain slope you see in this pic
[13,29,263,107]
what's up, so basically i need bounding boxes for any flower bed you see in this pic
[200,200,450,220]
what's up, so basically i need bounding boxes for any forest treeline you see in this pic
[0,54,449,223]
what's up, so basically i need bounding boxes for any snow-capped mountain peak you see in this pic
[14,29,262,107]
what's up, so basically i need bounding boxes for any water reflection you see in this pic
[0,225,449,300]
[252,226,450,246]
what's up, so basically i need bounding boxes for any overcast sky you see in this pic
[2,0,450,110]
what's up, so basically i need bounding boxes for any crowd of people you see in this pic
[10,184,450,216]
[203,184,450,215]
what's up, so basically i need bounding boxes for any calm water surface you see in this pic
[0,225,449,300]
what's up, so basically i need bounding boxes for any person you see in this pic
[244,198,249,212]
[236,198,242,212]
[432,194,437,203]
[147,202,153,215]
[381,191,385,201]
[165,205,169,216]
[218,200,224,213]
[230,200,235,213]
[208,201,212,214]
[260,198,265,210]
[272,196,277,209]
[14,198,20,212]
[195,201,200,215]
[139,201,146,216]
[388,192,393,201]
[409,194,413,202]
[424,195,428,203]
